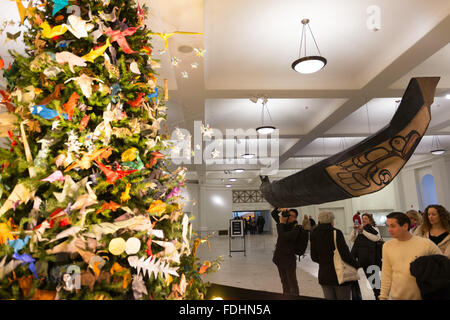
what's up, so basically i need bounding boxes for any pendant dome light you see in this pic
[292,19,327,74]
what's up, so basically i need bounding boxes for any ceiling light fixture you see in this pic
[225,184,232,188]
[229,178,237,182]
[292,19,327,74]
[242,153,255,159]
[233,169,245,173]
[430,136,446,155]
[255,97,276,134]
[445,94,450,99]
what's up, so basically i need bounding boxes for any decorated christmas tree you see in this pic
[0,0,219,300]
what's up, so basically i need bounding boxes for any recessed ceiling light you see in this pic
[256,126,276,135]
[445,94,450,99]
[242,153,255,159]
[233,169,245,173]
[225,184,232,188]
[229,178,237,182]
[178,45,193,53]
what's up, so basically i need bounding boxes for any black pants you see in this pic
[275,263,299,296]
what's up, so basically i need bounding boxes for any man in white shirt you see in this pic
[380,212,442,300]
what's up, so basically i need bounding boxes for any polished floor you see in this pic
[197,232,379,300]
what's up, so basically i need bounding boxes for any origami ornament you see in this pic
[43,66,62,78]
[64,147,113,172]
[122,152,145,171]
[147,151,165,168]
[96,201,120,214]
[132,274,147,299]
[105,27,138,54]
[130,61,141,74]
[63,91,79,121]
[40,170,65,183]
[154,240,181,264]
[99,6,119,22]
[84,216,148,240]
[82,38,112,63]
[194,48,206,57]
[109,238,126,255]
[79,114,90,131]
[0,256,22,280]
[125,237,141,255]
[120,183,131,203]
[149,31,203,53]
[0,223,16,245]
[64,74,104,98]
[127,255,179,280]
[147,200,167,216]
[53,176,88,203]
[13,253,38,279]
[55,51,87,73]
[95,161,137,184]
[127,92,145,109]
[52,0,69,16]
[65,15,94,39]
[91,20,107,43]
[0,183,34,217]
[199,261,211,274]
[122,148,139,162]
[38,83,65,105]
[31,105,69,120]
[110,263,131,289]
[40,21,68,39]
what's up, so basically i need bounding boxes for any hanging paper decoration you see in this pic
[127,255,179,280]
[12,253,38,279]
[149,31,203,53]
[52,0,69,16]
[147,200,167,216]
[194,48,206,57]
[125,237,141,255]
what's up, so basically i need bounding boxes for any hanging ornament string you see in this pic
[365,98,372,135]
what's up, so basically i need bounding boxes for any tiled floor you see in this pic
[197,233,378,300]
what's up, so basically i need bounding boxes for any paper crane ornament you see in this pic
[40,21,68,38]
[64,74,104,98]
[105,27,138,54]
[52,0,69,16]
[55,51,87,73]
[82,38,112,63]
[65,15,94,39]
[40,170,65,183]
[95,161,137,184]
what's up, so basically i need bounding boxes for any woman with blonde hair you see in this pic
[414,204,450,258]
[406,210,422,234]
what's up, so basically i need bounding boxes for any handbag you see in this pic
[333,230,360,284]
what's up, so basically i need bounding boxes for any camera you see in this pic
[281,210,290,218]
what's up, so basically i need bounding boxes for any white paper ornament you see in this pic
[125,237,141,255]
[109,237,126,255]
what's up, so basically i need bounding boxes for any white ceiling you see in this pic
[1,0,450,189]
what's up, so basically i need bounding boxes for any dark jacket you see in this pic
[410,254,450,300]
[271,209,300,267]
[310,223,359,286]
[350,224,381,268]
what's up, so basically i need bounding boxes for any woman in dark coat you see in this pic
[310,211,360,300]
[350,213,382,299]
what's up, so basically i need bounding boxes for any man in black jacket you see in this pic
[271,207,300,296]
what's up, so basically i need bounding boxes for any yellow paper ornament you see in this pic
[40,21,68,39]
[147,200,167,216]
[121,148,138,162]
[120,183,131,204]
[109,238,126,255]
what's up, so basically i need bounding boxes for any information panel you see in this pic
[230,219,244,237]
